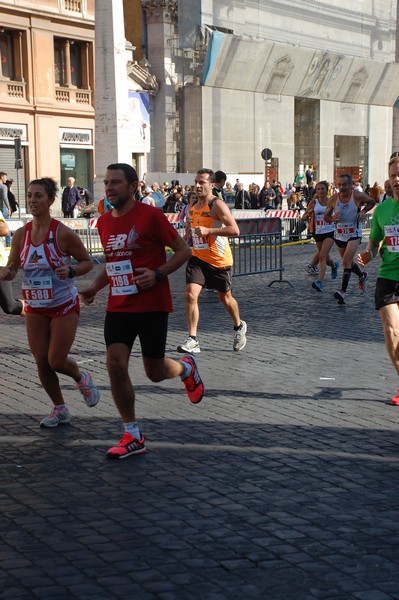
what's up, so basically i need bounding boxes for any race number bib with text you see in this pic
[384,225,399,252]
[191,228,208,250]
[106,260,138,295]
[22,277,53,307]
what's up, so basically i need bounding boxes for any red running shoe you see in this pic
[385,392,399,406]
[106,432,146,459]
[181,355,204,404]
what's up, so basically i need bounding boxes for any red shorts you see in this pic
[25,296,80,319]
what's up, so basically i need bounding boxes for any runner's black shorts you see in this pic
[375,278,399,311]
[335,236,361,249]
[314,231,335,243]
[186,255,232,293]
[104,311,168,358]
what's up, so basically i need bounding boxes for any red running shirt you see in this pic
[97,202,178,313]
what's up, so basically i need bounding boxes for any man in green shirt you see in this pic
[358,154,399,405]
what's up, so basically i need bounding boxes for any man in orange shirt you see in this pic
[177,168,247,354]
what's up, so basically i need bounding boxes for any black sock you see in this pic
[342,268,351,292]
[351,263,363,278]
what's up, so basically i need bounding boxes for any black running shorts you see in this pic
[186,256,232,293]
[104,311,168,358]
[375,278,399,311]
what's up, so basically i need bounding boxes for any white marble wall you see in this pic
[94,0,134,198]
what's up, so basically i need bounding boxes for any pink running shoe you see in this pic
[181,355,205,404]
[385,392,399,406]
[106,433,146,459]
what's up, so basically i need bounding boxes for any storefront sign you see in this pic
[59,128,92,145]
[0,123,27,141]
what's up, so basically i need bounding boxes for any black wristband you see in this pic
[68,266,76,278]
[154,269,164,282]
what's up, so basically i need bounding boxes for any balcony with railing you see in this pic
[0,78,26,100]
[55,86,91,105]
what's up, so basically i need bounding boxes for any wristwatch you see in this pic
[154,269,164,282]
[68,266,77,278]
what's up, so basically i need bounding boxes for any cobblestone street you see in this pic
[1,242,398,600]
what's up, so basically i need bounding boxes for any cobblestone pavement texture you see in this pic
[1,241,398,600]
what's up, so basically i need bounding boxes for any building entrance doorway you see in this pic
[334,135,368,186]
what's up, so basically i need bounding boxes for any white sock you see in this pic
[124,421,141,439]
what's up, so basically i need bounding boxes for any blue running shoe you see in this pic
[312,281,323,292]
[331,261,339,280]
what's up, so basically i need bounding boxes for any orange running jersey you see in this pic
[189,199,233,268]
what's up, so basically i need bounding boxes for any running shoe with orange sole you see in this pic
[181,355,204,404]
[106,432,146,459]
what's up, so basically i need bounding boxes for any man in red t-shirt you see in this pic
[80,163,204,459]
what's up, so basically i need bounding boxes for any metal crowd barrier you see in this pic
[229,216,291,285]
[55,211,374,279]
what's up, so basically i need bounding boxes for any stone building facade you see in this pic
[139,0,399,185]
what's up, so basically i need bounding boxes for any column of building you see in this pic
[94,0,133,199]
[142,0,178,173]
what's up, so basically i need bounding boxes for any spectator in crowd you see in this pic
[249,183,260,209]
[353,180,363,192]
[0,172,11,245]
[163,186,182,213]
[233,178,241,193]
[225,182,235,204]
[379,179,393,203]
[285,183,295,205]
[213,170,228,202]
[5,179,18,215]
[305,166,314,186]
[159,183,168,197]
[0,172,10,220]
[98,197,111,215]
[234,183,251,209]
[258,181,276,209]
[295,171,305,187]
[77,186,93,207]
[151,182,166,208]
[61,177,81,218]
[308,181,317,201]
[273,183,283,209]
[141,187,156,206]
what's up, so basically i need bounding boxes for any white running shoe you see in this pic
[40,406,71,428]
[233,321,247,351]
[177,337,201,354]
[77,370,100,407]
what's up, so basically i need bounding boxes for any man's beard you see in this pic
[109,192,131,208]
